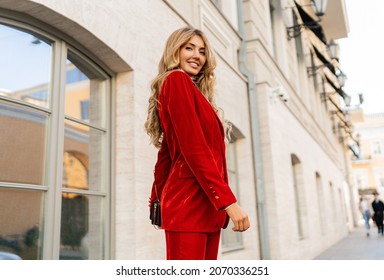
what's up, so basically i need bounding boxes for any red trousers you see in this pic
[165,230,221,260]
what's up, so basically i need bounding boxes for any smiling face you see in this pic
[179,35,207,77]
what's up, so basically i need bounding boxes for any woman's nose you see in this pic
[192,50,200,59]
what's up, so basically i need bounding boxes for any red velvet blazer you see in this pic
[150,70,237,233]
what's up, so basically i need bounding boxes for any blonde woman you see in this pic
[145,26,249,260]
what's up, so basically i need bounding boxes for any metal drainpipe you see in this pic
[236,0,270,259]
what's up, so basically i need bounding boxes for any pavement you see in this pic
[314,222,384,260]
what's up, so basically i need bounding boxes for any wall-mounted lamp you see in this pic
[337,71,347,87]
[332,111,354,143]
[312,0,328,17]
[344,94,351,107]
[327,39,340,60]
[330,110,360,153]
[356,133,361,146]
[286,0,328,40]
[307,42,339,76]
[358,93,364,104]
[348,144,360,159]
[323,73,351,109]
[307,39,346,79]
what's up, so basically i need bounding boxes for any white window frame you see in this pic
[221,134,243,252]
[0,16,112,260]
[372,140,383,156]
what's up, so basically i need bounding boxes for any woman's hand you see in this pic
[225,203,250,232]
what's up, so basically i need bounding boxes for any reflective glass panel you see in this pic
[0,100,48,185]
[222,143,242,249]
[65,51,108,128]
[0,188,44,260]
[0,24,52,108]
[60,194,104,260]
[63,119,106,192]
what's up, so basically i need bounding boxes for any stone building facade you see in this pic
[0,0,357,260]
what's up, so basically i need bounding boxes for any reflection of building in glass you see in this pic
[0,102,47,185]
[63,151,88,191]
[0,58,101,259]
[0,188,41,260]
[0,101,46,259]
[61,195,88,248]
[61,152,89,258]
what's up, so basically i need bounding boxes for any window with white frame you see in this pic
[291,154,307,239]
[221,127,243,252]
[372,140,383,156]
[315,172,326,235]
[269,0,278,60]
[329,182,337,224]
[374,168,384,188]
[0,19,111,260]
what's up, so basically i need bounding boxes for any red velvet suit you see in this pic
[150,70,237,233]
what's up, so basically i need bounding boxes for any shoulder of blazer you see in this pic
[163,70,193,87]
[160,70,196,103]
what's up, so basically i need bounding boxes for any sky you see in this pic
[338,0,384,114]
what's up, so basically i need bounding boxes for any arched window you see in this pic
[329,182,337,224]
[0,18,111,259]
[221,123,244,251]
[291,154,307,239]
[315,172,326,235]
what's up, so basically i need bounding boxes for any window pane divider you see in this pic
[43,40,67,259]
[65,115,106,132]
[62,187,107,197]
[0,95,52,114]
[0,181,48,191]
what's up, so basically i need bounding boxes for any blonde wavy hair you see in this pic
[145,26,226,148]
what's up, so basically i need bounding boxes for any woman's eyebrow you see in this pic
[186,42,205,49]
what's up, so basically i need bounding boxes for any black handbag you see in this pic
[150,201,161,227]
[149,183,161,228]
